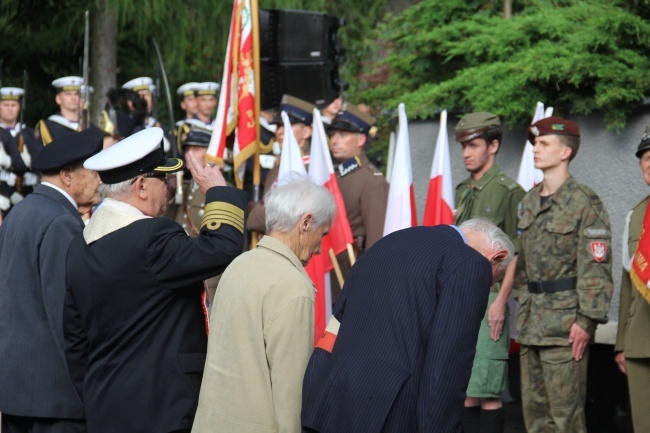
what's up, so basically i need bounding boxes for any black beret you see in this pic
[32,127,104,172]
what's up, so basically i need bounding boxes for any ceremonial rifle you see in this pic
[151,37,178,158]
[17,70,27,153]
[80,10,90,130]
[151,38,183,206]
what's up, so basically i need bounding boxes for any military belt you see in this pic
[527,277,577,294]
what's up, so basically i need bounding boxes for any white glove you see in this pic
[0,195,10,211]
[162,136,171,153]
[10,192,23,205]
[20,146,31,168]
[0,144,11,169]
[23,172,39,186]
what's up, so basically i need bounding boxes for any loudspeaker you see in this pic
[260,9,346,110]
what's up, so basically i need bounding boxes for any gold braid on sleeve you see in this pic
[201,201,245,234]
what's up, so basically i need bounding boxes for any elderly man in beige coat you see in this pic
[192,175,336,433]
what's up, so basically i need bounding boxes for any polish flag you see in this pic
[516,102,546,191]
[422,110,454,226]
[383,103,417,235]
[306,109,354,344]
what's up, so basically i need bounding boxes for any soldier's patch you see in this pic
[585,228,608,237]
[591,242,607,262]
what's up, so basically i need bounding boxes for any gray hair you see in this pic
[265,174,336,234]
[459,218,515,271]
[99,178,133,200]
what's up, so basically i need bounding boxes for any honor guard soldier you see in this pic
[173,82,199,143]
[515,117,613,433]
[328,103,388,301]
[615,127,650,432]
[177,82,200,121]
[453,112,525,433]
[193,81,220,126]
[34,76,83,145]
[123,77,173,153]
[0,87,38,207]
[122,77,158,128]
[246,95,315,234]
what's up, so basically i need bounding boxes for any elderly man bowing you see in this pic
[192,175,336,433]
[63,127,247,433]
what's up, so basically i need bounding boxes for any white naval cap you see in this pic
[52,76,83,92]
[177,82,200,97]
[0,87,24,100]
[84,127,183,184]
[195,82,220,96]
[122,77,156,93]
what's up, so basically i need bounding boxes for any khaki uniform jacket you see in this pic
[192,236,314,433]
[615,197,650,358]
[516,175,613,346]
[454,164,524,253]
[337,152,389,251]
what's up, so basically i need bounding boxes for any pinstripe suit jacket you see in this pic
[302,225,492,433]
[0,184,85,418]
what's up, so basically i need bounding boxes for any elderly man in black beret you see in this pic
[0,127,104,433]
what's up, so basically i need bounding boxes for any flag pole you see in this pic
[346,244,356,267]
[328,249,344,288]
[250,0,262,248]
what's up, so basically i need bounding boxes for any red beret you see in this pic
[528,116,580,144]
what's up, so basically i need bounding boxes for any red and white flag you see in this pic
[206,0,259,188]
[516,102,545,192]
[422,110,454,226]
[384,103,417,236]
[306,109,354,343]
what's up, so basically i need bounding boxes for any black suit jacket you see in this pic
[0,184,85,418]
[63,186,246,433]
[302,225,492,433]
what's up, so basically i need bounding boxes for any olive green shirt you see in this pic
[615,197,650,358]
[516,175,613,346]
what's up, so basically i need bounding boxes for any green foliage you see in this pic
[359,0,650,132]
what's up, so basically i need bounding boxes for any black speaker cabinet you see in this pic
[259,9,346,110]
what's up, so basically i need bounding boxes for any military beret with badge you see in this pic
[528,116,580,144]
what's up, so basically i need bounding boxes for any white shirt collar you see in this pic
[41,182,77,210]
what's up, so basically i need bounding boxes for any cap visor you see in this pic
[153,157,184,173]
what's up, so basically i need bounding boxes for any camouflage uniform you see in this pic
[455,164,524,398]
[516,175,613,433]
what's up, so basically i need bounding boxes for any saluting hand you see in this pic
[186,152,227,194]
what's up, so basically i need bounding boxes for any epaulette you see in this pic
[497,175,521,191]
[577,184,602,205]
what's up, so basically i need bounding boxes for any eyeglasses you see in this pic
[130,172,169,184]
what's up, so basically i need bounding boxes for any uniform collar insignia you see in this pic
[338,156,362,177]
